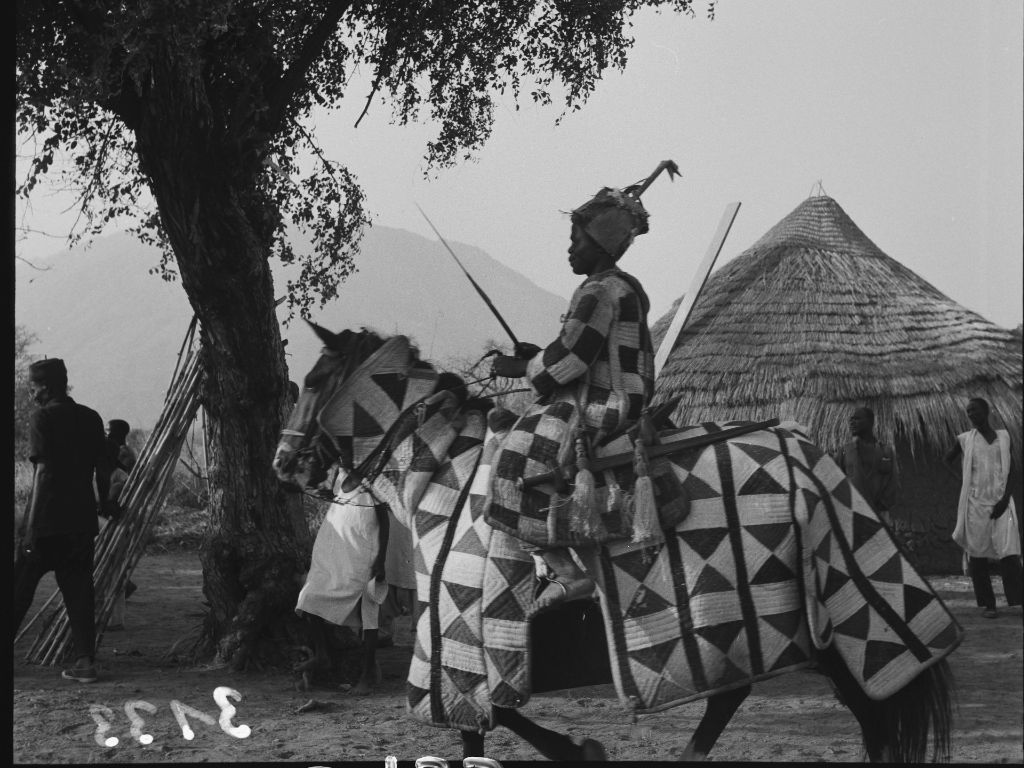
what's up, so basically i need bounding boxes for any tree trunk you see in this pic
[132,49,309,669]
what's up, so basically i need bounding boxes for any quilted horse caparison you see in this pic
[365,404,962,733]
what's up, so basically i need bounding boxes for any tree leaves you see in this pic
[17,0,712,308]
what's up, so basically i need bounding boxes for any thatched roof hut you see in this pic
[651,195,1022,573]
[652,194,1022,463]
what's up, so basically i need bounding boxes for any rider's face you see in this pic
[568,222,607,276]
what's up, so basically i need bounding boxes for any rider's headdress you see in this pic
[570,160,680,258]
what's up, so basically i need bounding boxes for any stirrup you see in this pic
[532,575,594,613]
[533,574,559,602]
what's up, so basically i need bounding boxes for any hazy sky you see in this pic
[16,0,1024,329]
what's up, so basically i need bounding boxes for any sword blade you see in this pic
[416,204,521,349]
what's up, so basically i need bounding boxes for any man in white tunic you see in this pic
[945,397,1022,618]
[295,470,414,692]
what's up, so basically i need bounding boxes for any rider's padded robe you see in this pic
[485,267,655,547]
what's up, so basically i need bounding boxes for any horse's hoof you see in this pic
[579,738,606,761]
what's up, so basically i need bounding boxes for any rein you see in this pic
[293,337,526,505]
[300,394,443,508]
[282,336,372,499]
[348,393,449,487]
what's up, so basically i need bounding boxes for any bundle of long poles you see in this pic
[22,318,205,665]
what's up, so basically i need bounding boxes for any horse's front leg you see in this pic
[494,707,606,761]
[679,685,750,761]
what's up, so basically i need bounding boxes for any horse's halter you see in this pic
[274,334,371,494]
[274,332,440,501]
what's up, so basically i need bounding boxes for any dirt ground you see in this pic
[12,552,1023,765]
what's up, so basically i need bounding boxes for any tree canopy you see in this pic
[18,0,711,319]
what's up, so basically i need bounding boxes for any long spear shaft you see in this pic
[415,204,521,349]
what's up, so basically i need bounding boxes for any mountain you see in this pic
[15,227,567,429]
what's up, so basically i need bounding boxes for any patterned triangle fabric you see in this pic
[368,401,962,729]
[383,413,541,731]
[577,421,962,714]
[780,424,963,699]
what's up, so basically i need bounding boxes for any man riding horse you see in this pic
[487,172,673,612]
[274,162,960,762]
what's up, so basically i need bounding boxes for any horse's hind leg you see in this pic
[461,729,485,759]
[817,646,888,761]
[679,685,750,761]
[494,707,606,760]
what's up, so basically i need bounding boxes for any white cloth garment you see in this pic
[952,429,1021,561]
[295,477,389,629]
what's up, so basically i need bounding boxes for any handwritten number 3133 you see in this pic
[89,686,251,747]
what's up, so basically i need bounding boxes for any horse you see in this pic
[274,323,961,762]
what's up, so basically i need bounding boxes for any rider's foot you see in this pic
[533,574,595,611]
[533,546,595,611]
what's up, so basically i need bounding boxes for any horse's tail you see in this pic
[822,645,956,762]
[877,657,955,762]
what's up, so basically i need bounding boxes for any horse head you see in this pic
[273,321,442,495]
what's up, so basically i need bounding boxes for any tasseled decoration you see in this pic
[570,431,598,535]
[607,479,625,514]
[630,438,661,544]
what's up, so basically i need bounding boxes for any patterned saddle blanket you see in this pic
[485,400,690,547]
[406,419,963,731]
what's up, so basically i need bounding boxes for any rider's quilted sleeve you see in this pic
[526,278,614,395]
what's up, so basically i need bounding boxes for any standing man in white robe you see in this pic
[945,397,1022,618]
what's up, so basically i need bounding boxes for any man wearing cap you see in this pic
[14,358,114,682]
[488,181,662,611]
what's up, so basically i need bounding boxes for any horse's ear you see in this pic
[306,320,344,350]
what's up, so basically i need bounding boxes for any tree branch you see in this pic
[264,1,354,132]
[61,0,143,127]
[292,118,340,181]
[354,24,408,128]
[68,118,117,237]
[353,71,383,128]
[15,254,53,272]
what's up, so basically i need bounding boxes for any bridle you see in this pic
[282,337,531,507]
[280,334,375,498]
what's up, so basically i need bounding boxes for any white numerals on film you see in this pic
[89,688,251,747]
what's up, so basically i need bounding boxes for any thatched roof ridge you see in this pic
[652,195,1022,464]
